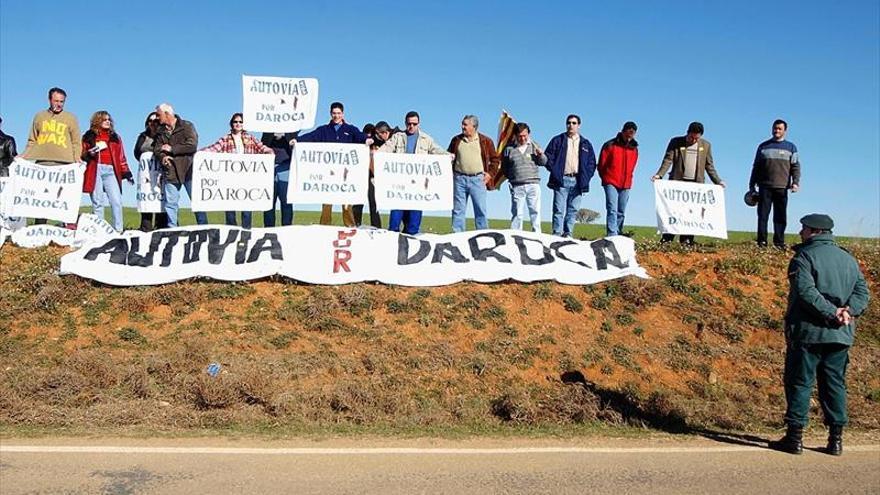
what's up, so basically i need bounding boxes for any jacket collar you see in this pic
[793,232,836,252]
[614,133,638,148]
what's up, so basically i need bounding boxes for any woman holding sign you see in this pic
[81,111,133,232]
[133,112,168,231]
[202,113,274,228]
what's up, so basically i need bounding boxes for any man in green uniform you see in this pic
[769,214,870,455]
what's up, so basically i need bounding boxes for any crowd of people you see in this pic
[2,86,803,247]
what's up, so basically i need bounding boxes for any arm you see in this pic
[532,141,547,166]
[583,140,597,181]
[80,137,91,162]
[7,135,16,158]
[704,141,723,185]
[543,136,559,170]
[427,136,448,155]
[654,138,675,178]
[22,116,38,158]
[201,135,226,153]
[133,133,145,161]
[748,145,761,191]
[69,118,82,163]
[117,137,131,176]
[485,136,500,175]
[598,142,610,178]
[846,268,870,317]
[790,144,801,188]
[171,124,198,155]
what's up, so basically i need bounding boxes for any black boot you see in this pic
[826,425,843,456]
[769,425,803,454]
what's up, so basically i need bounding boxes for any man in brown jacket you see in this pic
[651,121,726,244]
[153,103,207,227]
[447,114,499,232]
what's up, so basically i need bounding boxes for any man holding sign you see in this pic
[652,122,726,244]
[293,102,370,226]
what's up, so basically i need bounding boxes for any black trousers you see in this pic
[139,212,168,231]
[351,175,381,228]
[757,186,788,247]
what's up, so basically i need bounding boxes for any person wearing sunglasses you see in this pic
[543,114,597,238]
[80,111,133,231]
[133,112,168,231]
[201,112,274,229]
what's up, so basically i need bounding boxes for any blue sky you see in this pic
[1,0,878,237]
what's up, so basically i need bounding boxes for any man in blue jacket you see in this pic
[295,102,371,226]
[543,114,597,237]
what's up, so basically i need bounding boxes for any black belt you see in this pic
[564,173,577,177]
[455,171,484,177]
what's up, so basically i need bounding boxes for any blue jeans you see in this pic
[263,168,293,227]
[388,210,423,235]
[452,172,488,232]
[163,180,208,227]
[603,184,630,236]
[225,211,252,229]
[509,183,541,233]
[551,175,583,237]
[91,164,124,231]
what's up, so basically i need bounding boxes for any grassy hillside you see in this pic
[0,229,878,438]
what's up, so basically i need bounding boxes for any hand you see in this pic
[289,138,297,147]
[122,171,134,184]
[160,144,172,152]
[483,173,492,186]
[365,137,374,147]
[791,184,799,193]
[836,307,852,326]
[533,146,543,155]
[651,174,660,182]
[161,156,173,167]
[719,181,727,188]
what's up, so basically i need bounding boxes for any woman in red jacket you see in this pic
[81,111,133,231]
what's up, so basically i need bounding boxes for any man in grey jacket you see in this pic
[501,122,546,232]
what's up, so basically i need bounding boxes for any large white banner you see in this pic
[373,152,453,211]
[190,151,274,212]
[0,177,27,233]
[654,180,727,239]
[242,75,319,133]
[290,142,370,205]
[11,225,77,248]
[74,213,118,246]
[137,152,165,213]
[60,227,648,287]
[6,158,84,223]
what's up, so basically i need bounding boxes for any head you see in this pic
[48,87,67,114]
[798,214,834,242]
[513,122,531,145]
[374,121,392,142]
[330,102,344,124]
[89,111,114,133]
[155,103,176,126]
[686,121,704,145]
[144,111,160,132]
[621,121,637,141]
[565,114,581,136]
[772,119,788,140]
[229,112,244,133]
[404,111,420,135]
[461,115,479,137]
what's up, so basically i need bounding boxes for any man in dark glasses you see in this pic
[543,114,597,238]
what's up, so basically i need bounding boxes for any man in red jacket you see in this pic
[598,121,638,236]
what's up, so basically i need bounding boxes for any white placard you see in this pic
[7,158,84,223]
[373,152,453,211]
[242,75,319,133]
[190,151,274,211]
[290,142,370,205]
[0,177,27,232]
[12,225,77,248]
[654,180,727,239]
[59,227,648,287]
[137,152,165,213]
[74,213,118,246]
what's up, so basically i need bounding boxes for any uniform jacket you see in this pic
[785,233,870,345]
[153,116,198,185]
[201,131,273,154]
[598,133,639,189]
[447,133,500,176]
[544,132,597,192]
[80,130,131,194]
[654,136,722,184]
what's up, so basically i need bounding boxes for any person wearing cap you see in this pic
[749,119,801,248]
[598,121,639,236]
[769,213,870,456]
[651,121,725,244]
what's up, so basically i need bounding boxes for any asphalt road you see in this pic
[1,437,879,494]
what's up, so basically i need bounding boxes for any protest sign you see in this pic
[7,158,84,223]
[290,142,370,205]
[190,151,274,212]
[0,177,27,232]
[12,225,76,248]
[654,180,727,239]
[242,75,319,133]
[137,152,165,213]
[373,152,453,211]
[60,227,648,287]
[74,213,117,247]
